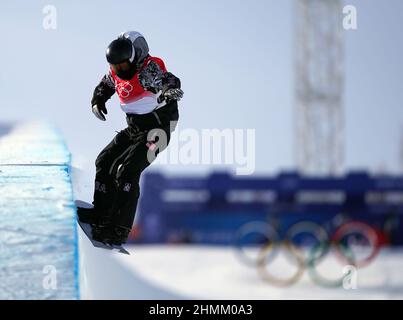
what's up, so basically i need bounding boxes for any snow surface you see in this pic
[78,229,184,299]
[91,245,402,300]
[0,122,78,299]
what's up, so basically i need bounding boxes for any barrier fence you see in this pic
[133,171,403,246]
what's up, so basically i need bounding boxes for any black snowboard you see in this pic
[75,200,130,255]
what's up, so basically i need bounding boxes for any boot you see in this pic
[77,206,100,224]
[92,224,131,246]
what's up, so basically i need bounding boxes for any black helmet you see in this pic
[106,37,137,79]
[106,38,135,64]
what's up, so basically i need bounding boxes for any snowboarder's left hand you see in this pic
[157,72,183,103]
[161,88,184,102]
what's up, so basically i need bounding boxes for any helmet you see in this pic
[106,38,136,79]
[106,38,135,64]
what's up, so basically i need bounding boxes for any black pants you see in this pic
[92,101,179,229]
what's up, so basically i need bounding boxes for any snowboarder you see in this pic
[77,31,183,245]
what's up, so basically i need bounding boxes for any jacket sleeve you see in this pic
[91,72,116,107]
[138,59,181,95]
[161,72,181,93]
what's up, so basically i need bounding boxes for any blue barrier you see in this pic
[135,171,403,245]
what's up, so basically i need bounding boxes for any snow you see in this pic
[112,245,403,300]
[78,228,184,299]
[0,122,78,299]
[0,122,71,165]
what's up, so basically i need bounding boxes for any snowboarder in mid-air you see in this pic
[77,31,183,245]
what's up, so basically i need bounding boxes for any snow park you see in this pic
[1,0,403,306]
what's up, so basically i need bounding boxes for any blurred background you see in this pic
[1,0,403,299]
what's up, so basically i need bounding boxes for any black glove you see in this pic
[91,76,115,121]
[157,72,184,103]
[161,88,184,102]
[92,102,108,121]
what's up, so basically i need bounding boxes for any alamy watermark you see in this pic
[42,265,58,290]
[342,265,358,290]
[42,5,57,30]
[146,121,256,175]
[343,5,358,30]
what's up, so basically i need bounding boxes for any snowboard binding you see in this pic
[76,201,130,246]
[92,223,131,246]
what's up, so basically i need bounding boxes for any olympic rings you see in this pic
[257,242,306,287]
[332,221,381,268]
[284,221,329,265]
[306,241,355,288]
[234,221,279,267]
[116,81,133,98]
[234,219,382,287]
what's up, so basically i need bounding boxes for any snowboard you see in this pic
[75,200,130,255]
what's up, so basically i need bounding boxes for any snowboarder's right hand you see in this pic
[92,103,108,121]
